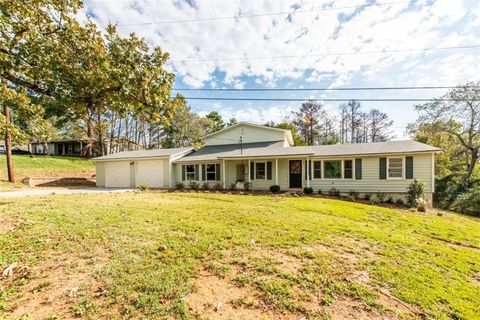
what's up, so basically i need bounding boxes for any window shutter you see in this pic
[355,159,362,180]
[250,161,255,180]
[202,164,206,181]
[379,158,387,180]
[194,164,199,180]
[182,165,185,181]
[406,156,414,179]
[215,163,221,181]
[309,160,312,180]
[267,161,272,180]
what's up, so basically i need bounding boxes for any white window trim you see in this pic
[205,163,217,181]
[322,159,343,180]
[387,156,404,180]
[255,161,267,180]
[312,160,322,180]
[342,159,354,180]
[185,164,196,181]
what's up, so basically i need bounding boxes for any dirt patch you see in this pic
[0,215,15,234]
[4,253,109,319]
[187,270,291,320]
[325,297,386,320]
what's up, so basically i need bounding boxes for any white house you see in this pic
[92,122,440,204]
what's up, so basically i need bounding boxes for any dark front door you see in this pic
[289,160,302,188]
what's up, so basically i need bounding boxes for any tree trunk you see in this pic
[465,150,478,187]
[3,102,15,183]
[44,141,49,156]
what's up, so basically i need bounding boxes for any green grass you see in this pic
[0,154,94,189]
[0,192,479,319]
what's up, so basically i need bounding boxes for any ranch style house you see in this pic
[92,122,440,204]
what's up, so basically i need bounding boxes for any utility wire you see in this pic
[116,1,409,26]
[170,45,480,62]
[172,86,475,92]
[178,97,475,102]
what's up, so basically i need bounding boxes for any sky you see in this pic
[82,0,480,139]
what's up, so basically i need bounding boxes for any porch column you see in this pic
[169,160,172,188]
[275,158,278,185]
[306,156,310,188]
[80,141,83,155]
[248,159,251,183]
[222,159,226,188]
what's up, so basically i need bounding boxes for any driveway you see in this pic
[0,187,136,198]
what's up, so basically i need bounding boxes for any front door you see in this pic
[289,160,302,188]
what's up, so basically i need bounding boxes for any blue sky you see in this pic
[83,0,480,139]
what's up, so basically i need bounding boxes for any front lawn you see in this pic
[0,192,479,319]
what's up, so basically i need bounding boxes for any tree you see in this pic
[203,111,225,133]
[161,104,206,148]
[227,117,238,127]
[412,82,480,186]
[291,101,326,145]
[369,109,393,142]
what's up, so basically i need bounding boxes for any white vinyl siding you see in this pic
[205,124,287,146]
[95,162,106,187]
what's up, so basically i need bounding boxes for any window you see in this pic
[185,165,195,181]
[313,161,321,179]
[255,162,266,179]
[206,164,217,181]
[388,157,403,179]
[324,160,341,179]
[344,160,353,179]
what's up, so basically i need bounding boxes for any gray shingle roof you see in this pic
[217,140,440,159]
[175,141,284,162]
[92,147,193,161]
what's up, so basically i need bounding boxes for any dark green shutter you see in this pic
[379,158,387,180]
[215,163,221,181]
[406,156,414,179]
[355,159,362,180]
[250,161,255,180]
[309,160,312,180]
[267,161,272,180]
[194,164,199,180]
[202,164,206,181]
[181,165,185,181]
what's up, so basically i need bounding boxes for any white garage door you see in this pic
[105,161,131,188]
[137,160,164,188]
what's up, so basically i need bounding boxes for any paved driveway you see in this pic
[0,188,135,198]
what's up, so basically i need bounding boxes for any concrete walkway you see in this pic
[0,187,135,198]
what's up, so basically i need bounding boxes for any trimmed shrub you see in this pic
[213,182,223,190]
[364,194,371,201]
[303,187,313,195]
[243,181,252,191]
[376,192,386,203]
[189,181,199,190]
[451,188,480,216]
[202,182,210,190]
[407,179,425,208]
[369,196,381,206]
[269,185,281,193]
[139,183,148,191]
[417,199,427,212]
[317,189,322,195]
[395,198,405,206]
[345,195,356,202]
[175,182,185,190]
[230,183,237,191]
[329,187,340,197]
[386,196,394,204]
[348,190,358,200]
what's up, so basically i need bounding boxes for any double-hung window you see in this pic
[255,162,266,179]
[388,157,403,179]
[313,161,321,179]
[185,165,195,181]
[206,164,217,181]
[324,160,342,179]
[343,160,353,179]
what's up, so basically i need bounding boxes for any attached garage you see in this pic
[92,148,194,189]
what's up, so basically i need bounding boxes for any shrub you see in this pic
[369,196,381,206]
[175,182,185,190]
[213,182,223,190]
[329,187,340,197]
[364,194,371,201]
[303,187,313,194]
[395,198,405,206]
[417,199,427,212]
[451,188,480,216]
[407,179,425,208]
[269,185,281,193]
[139,183,148,191]
[386,196,394,204]
[243,181,252,191]
[345,195,356,202]
[188,181,199,190]
[348,190,358,200]
[230,183,237,191]
[317,189,322,195]
[376,192,386,203]
[202,182,210,190]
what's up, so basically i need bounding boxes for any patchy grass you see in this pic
[0,192,479,319]
[0,155,94,190]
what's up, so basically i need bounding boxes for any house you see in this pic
[92,122,440,205]
[30,138,144,157]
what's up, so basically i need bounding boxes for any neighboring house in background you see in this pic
[30,138,144,157]
[0,142,30,154]
[92,122,440,205]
